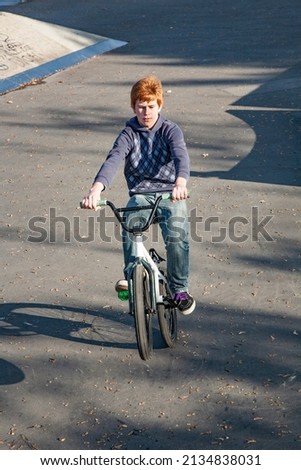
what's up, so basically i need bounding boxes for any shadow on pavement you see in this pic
[0,301,172,352]
[0,358,25,385]
[193,63,301,186]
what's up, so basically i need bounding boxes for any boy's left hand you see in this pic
[172,183,188,202]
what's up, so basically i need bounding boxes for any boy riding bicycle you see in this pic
[82,75,195,315]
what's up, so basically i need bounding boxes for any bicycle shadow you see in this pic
[0,301,135,349]
[0,301,169,352]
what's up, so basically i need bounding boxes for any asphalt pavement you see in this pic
[0,0,301,451]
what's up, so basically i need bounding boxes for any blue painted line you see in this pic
[0,37,127,95]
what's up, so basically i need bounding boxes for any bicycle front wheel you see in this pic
[158,271,177,348]
[132,264,153,360]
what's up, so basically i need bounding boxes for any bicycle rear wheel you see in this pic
[158,271,177,348]
[132,264,153,360]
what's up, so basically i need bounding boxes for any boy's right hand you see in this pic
[81,182,104,210]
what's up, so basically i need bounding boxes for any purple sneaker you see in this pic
[174,292,196,315]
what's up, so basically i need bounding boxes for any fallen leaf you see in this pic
[245,439,256,444]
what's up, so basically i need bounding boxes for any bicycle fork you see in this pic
[127,235,161,313]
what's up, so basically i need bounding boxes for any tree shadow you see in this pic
[1,295,301,450]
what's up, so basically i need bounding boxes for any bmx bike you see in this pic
[82,193,178,360]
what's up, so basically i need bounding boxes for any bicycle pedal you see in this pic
[149,248,166,263]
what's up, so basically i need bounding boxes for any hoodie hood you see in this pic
[126,114,165,133]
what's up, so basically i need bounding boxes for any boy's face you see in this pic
[133,99,161,129]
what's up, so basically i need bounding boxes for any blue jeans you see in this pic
[122,193,190,294]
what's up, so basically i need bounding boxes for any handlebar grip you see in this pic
[79,200,107,209]
[96,199,107,207]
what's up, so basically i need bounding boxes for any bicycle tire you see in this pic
[158,270,177,348]
[132,264,153,360]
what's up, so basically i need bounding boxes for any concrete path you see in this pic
[0,0,300,451]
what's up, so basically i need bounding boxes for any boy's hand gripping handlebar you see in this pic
[79,192,189,233]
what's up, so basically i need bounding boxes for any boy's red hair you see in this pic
[131,75,164,108]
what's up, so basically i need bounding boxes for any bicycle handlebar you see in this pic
[80,193,176,233]
[99,194,168,233]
